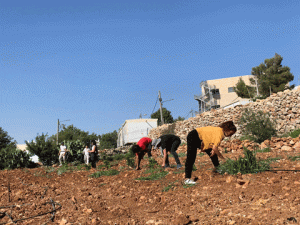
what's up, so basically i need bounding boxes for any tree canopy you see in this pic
[250,53,294,98]
[49,124,99,147]
[151,107,174,125]
[0,127,16,150]
[234,77,255,99]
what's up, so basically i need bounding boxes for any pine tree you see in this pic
[234,77,255,98]
[250,53,294,98]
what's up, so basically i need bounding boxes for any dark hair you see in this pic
[219,121,237,133]
[61,142,64,145]
[131,144,141,153]
[91,140,96,145]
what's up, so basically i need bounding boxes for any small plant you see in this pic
[192,164,197,171]
[255,147,271,153]
[217,147,271,175]
[57,164,72,175]
[136,171,168,181]
[162,182,176,192]
[169,153,186,158]
[288,155,300,161]
[224,148,228,153]
[198,153,205,157]
[239,108,276,143]
[89,169,119,178]
[125,149,135,168]
[173,170,185,174]
[288,129,300,138]
[148,158,158,169]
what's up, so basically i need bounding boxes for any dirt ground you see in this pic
[1,146,300,225]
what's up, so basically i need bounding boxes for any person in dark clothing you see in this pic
[184,121,237,185]
[89,140,98,169]
[152,134,182,169]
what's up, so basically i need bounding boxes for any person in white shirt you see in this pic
[58,142,68,166]
[83,145,90,165]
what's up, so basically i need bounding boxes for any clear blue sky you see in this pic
[1,0,299,144]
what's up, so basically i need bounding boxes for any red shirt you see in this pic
[136,137,152,156]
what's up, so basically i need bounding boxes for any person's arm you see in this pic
[89,146,95,153]
[210,145,225,160]
[162,149,167,167]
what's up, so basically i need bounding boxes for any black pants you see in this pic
[165,139,181,166]
[185,129,220,179]
[90,152,97,168]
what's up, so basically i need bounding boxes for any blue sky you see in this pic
[1,0,299,144]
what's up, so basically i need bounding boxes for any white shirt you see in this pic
[60,145,66,153]
[83,148,90,156]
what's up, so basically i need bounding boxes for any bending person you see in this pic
[152,134,182,169]
[131,137,153,170]
[184,121,237,185]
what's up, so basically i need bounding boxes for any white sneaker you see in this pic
[184,179,196,185]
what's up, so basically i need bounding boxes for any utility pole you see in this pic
[57,119,59,145]
[158,91,164,125]
[254,76,259,96]
[57,119,70,145]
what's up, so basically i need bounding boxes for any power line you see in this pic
[149,95,159,117]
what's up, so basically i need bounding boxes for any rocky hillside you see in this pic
[149,88,300,142]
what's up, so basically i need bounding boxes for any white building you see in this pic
[117,118,158,147]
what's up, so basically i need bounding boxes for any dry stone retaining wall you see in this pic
[148,88,300,143]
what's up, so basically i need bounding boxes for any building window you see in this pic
[228,87,234,93]
[211,89,219,94]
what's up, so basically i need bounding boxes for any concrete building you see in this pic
[194,75,255,112]
[117,118,158,147]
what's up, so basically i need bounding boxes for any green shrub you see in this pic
[148,158,159,169]
[288,129,300,138]
[26,133,59,166]
[0,147,35,170]
[217,147,270,175]
[239,108,276,143]
[125,148,135,168]
[162,182,176,192]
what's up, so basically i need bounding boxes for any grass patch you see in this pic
[162,182,176,192]
[169,152,186,158]
[255,147,271,153]
[144,167,162,174]
[288,129,300,138]
[57,164,72,175]
[148,158,159,169]
[288,155,300,161]
[263,157,281,163]
[173,170,185,174]
[183,183,196,188]
[136,171,168,181]
[198,153,205,157]
[89,169,119,178]
[76,164,91,171]
[216,147,271,175]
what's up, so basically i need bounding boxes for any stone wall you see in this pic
[148,88,300,142]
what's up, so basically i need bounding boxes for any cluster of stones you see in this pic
[148,88,300,143]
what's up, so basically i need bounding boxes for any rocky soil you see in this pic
[1,141,300,225]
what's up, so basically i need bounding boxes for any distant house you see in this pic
[117,118,158,147]
[194,75,255,112]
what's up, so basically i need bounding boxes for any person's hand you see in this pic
[210,150,216,157]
